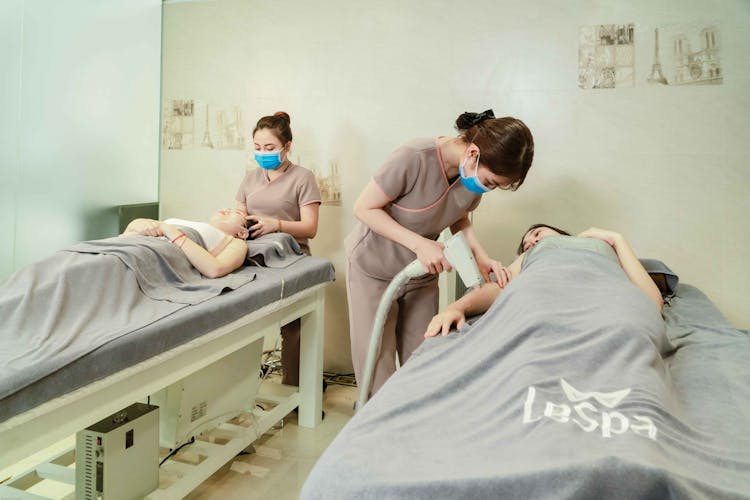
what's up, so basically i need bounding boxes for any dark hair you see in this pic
[455,110,534,191]
[516,223,571,255]
[253,111,293,144]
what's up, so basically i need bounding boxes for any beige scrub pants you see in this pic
[347,260,439,397]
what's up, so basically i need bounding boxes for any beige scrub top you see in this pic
[346,137,481,280]
[235,163,321,254]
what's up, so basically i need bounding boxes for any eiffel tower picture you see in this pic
[648,24,723,86]
[647,28,668,84]
[201,103,214,148]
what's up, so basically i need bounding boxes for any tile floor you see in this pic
[0,377,355,499]
[184,381,357,499]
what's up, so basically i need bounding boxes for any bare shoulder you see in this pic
[228,237,249,253]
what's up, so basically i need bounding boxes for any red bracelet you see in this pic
[179,237,187,248]
[171,233,186,244]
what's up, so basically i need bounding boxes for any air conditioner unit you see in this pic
[75,402,159,500]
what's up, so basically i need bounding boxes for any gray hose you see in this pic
[355,259,426,411]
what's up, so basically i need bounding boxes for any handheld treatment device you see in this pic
[355,231,483,410]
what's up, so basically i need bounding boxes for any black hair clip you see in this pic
[456,109,495,130]
[475,109,495,121]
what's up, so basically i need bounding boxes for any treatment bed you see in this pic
[302,238,750,499]
[0,232,334,497]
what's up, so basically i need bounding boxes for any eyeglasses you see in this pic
[496,179,521,192]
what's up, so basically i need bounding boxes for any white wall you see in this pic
[0,0,162,275]
[161,0,750,372]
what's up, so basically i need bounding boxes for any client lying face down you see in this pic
[424,225,663,338]
[121,209,249,279]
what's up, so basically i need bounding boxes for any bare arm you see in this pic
[247,203,319,239]
[353,180,451,274]
[577,227,663,312]
[424,253,524,337]
[159,222,247,279]
[123,219,246,279]
[451,216,510,286]
[283,202,319,238]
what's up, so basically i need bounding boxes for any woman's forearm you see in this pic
[611,234,663,312]
[276,218,317,239]
[448,282,502,317]
[453,219,491,261]
[353,181,427,252]
[578,228,663,312]
[277,203,319,239]
[354,205,426,253]
[160,224,236,278]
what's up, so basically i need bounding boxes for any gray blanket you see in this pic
[302,242,750,499]
[0,235,255,400]
[246,232,306,268]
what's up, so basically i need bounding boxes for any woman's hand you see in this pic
[158,221,181,240]
[476,255,511,287]
[424,308,466,338]
[577,227,622,247]
[414,238,451,274]
[246,215,280,238]
[123,218,163,237]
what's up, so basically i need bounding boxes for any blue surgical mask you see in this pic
[254,149,284,170]
[459,153,490,194]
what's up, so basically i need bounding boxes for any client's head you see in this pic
[518,223,571,255]
[210,209,249,240]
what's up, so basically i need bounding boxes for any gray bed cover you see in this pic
[302,241,750,499]
[0,235,334,423]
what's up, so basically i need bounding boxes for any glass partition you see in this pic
[1,0,162,278]
[0,1,23,279]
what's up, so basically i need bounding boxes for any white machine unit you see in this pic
[149,338,264,449]
[443,231,485,290]
[75,402,159,500]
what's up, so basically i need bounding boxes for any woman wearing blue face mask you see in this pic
[234,111,322,386]
[345,109,534,396]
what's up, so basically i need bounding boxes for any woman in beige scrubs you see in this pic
[346,109,534,396]
[235,111,321,385]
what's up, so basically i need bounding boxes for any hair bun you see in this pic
[455,109,495,131]
[274,111,291,124]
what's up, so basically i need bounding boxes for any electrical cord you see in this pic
[159,437,195,467]
[158,407,261,467]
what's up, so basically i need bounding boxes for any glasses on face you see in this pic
[485,173,520,192]
[497,181,520,192]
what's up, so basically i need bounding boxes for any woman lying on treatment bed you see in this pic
[121,208,250,278]
[303,225,750,498]
[1,208,261,416]
[425,225,663,337]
